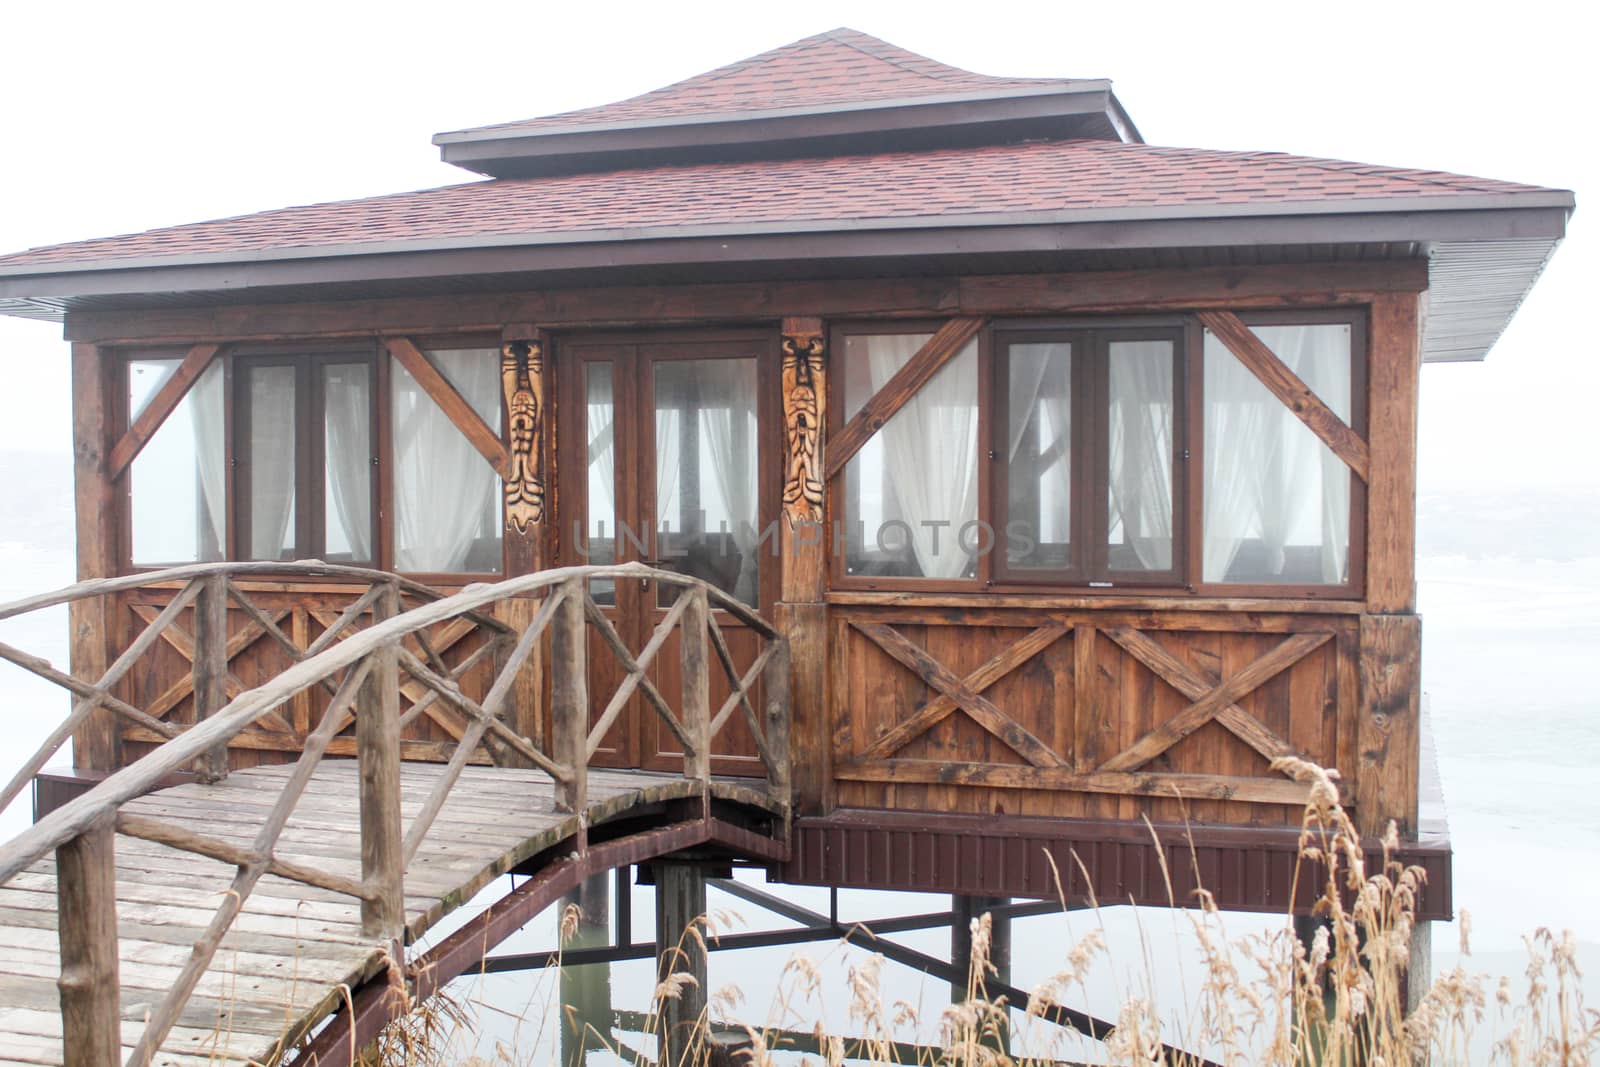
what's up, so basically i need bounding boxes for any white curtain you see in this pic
[867,335,980,579]
[1108,341,1174,571]
[586,366,616,555]
[189,361,227,561]
[392,349,501,572]
[1203,324,1351,584]
[322,364,372,561]
[696,360,760,604]
[1006,344,1071,553]
[248,366,297,560]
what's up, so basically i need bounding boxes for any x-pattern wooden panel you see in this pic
[1098,626,1330,774]
[852,621,1070,767]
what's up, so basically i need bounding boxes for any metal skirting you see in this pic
[777,807,1453,921]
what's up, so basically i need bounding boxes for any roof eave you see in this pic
[0,194,1570,363]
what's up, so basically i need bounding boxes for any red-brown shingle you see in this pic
[0,139,1555,270]
[446,28,1085,137]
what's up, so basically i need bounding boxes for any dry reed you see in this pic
[345,759,1598,1067]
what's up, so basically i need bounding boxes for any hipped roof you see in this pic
[0,28,1573,362]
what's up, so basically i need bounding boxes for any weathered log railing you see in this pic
[0,561,790,1067]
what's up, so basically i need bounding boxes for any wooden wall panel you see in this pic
[831,606,1358,828]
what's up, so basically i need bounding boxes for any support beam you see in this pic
[950,895,1011,1000]
[384,335,510,477]
[1366,291,1423,613]
[69,343,119,772]
[56,817,121,1067]
[1197,310,1369,482]
[778,317,828,814]
[550,580,588,814]
[654,862,708,1067]
[107,342,221,479]
[191,572,230,782]
[560,873,613,1067]
[825,317,985,481]
[357,586,405,950]
[1356,613,1422,839]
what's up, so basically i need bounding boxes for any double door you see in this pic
[557,330,778,774]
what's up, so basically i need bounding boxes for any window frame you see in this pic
[116,335,510,582]
[828,310,1367,599]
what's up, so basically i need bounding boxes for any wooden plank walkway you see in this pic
[0,761,733,1067]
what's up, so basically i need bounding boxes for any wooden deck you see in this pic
[0,762,770,1067]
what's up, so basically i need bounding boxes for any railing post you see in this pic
[680,587,711,785]
[192,571,230,782]
[550,578,588,814]
[56,816,121,1067]
[357,583,405,953]
[765,636,792,805]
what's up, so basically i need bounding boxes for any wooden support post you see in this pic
[551,578,588,814]
[778,317,829,814]
[654,862,708,1067]
[950,895,1011,1000]
[191,572,230,782]
[680,588,711,785]
[1366,291,1423,614]
[70,342,119,772]
[1356,613,1422,839]
[1406,920,1433,1015]
[559,873,614,1067]
[56,816,121,1067]
[764,635,792,805]
[357,585,405,950]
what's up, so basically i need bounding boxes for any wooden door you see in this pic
[558,331,778,775]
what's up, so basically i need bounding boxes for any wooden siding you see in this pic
[830,603,1358,828]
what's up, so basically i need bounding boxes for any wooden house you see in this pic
[0,29,1575,1053]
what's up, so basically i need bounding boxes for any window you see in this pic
[234,354,376,564]
[128,357,225,566]
[841,329,980,579]
[994,327,1182,586]
[123,340,506,575]
[390,347,503,574]
[1202,321,1354,586]
[833,313,1359,593]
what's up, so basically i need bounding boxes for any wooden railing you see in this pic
[0,562,790,1067]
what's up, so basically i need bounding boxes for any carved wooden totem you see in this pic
[781,323,826,525]
[501,339,545,533]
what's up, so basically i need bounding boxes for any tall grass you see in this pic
[356,759,1599,1066]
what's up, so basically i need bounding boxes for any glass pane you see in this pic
[1203,323,1352,584]
[246,365,297,561]
[584,363,617,606]
[653,358,760,606]
[391,348,503,573]
[130,359,224,565]
[1004,343,1072,571]
[1107,340,1174,573]
[842,334,979,579]
[322,362,372,562]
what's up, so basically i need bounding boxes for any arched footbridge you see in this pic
[0,563,791,1066]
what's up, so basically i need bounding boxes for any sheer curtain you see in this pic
[696,360,760,604]
[867,335,979,579]
[586,365,616,554]
[322,363,372,561]
[392,349,501,572]
[1006,344,1071,561]
[1203,324,1351,584]
[1108,341,1173,571]
[190,361,227,560]
[248,366,297,560]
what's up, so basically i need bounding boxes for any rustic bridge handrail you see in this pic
[0,560,790,1067]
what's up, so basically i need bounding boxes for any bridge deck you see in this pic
[0,762,759,1066]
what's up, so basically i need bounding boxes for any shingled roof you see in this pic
[442,28,1094,136]
[0,28,1573,361]
[0,140,1556,270]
